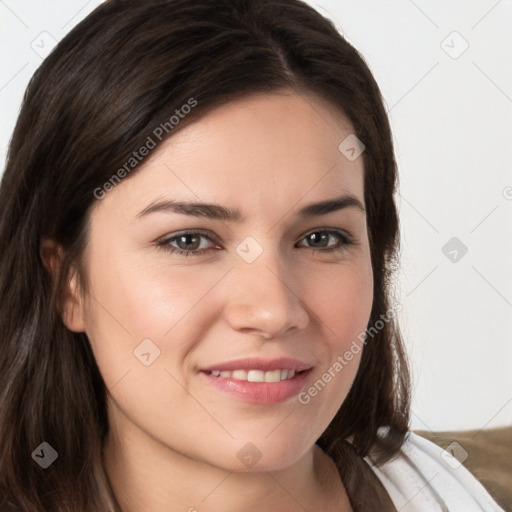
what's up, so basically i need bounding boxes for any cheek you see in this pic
[297,258,373,419]
[82,255,228,387]
[307,257,374,351]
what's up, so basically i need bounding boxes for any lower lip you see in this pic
[201,370,312,404]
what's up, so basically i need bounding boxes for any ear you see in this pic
[40,237,86,333]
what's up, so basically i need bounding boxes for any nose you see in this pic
[223,253,310,339]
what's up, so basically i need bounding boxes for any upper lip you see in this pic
[201,357,313,373]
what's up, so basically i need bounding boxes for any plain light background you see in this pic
[1,0,511,432]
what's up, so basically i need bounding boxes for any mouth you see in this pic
[204,368,302,382]
[200,358,313,404]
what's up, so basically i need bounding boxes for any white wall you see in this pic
[1,0,511,432]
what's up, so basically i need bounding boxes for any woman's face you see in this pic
[66,90,373,472]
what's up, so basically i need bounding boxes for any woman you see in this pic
[0,0,505,510]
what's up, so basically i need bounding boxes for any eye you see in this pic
[297,229,355,253]
[156,230,219,256]
[156,228,356,257]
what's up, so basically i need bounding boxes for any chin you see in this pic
[211,436,313,474]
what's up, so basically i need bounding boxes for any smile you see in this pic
[207,369,297,382]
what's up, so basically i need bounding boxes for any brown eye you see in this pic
[175,234,201,251]
[157,231,219,256]
[297,229,354,252]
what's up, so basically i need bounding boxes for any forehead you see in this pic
[164,90,358,166]
[93,90,365,221]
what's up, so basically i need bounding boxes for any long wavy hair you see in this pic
[0,0,410,510]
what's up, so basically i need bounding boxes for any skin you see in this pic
[49,89,374,511]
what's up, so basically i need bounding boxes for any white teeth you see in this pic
[209,369,299,382]
[264,370,281,382]
[231,370,247,380]
[247,370,264,382]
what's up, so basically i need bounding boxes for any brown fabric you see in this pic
[330,440,398,511]
[414,427,512,512]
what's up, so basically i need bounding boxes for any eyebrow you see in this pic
[136,194,365,222]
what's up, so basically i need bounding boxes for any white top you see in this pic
[364,431,506,511]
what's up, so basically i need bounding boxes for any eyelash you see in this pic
[156,228,356,257]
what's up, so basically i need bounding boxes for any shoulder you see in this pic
[363,430,506,511]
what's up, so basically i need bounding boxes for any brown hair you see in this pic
[0,0,410,510]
